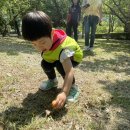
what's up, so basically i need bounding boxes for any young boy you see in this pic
[22,11,83,109]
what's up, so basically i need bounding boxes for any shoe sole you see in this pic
[39,84,58,91]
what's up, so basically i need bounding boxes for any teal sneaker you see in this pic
[67,84,79,102]
[39,78,58,91]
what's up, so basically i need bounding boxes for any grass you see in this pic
[0,37,130,130]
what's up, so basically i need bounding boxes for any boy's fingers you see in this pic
[56,100,63,109]
[54,99,65,109]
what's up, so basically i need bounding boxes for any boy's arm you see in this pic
[62,57,74,95]
[55,58,74,109]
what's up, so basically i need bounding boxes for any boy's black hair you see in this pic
[22,11,52,41]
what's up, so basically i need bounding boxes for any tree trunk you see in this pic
[124,22,130,33]
[14,20,21,36]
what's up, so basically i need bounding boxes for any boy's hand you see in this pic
[52,92,67,109]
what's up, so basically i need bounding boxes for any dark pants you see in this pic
[41,59,79,84]
[84,15,99,47]
[66,21,78,41]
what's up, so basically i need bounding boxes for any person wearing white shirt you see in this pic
[82,0,102,51]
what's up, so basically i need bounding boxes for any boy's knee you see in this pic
[41,60,49,70]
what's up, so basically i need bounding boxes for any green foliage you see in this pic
[0,0,130,36]
[0,0,30,36]
[42,0,70,27]
[104,0,130,32]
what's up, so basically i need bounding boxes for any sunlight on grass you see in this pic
[0,37,130,130]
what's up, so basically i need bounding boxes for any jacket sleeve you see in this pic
[82,0,88,7]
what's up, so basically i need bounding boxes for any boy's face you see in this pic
[32,36,52,52]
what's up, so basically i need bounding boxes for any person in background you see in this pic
[66,0,81,42]
[22,11,83,109]
[82,0,102,51]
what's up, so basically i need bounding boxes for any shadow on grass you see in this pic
[98,79,130,129]
[79,54,130,75]
[79,39,130,60]
[79,39,130,53]
[0,37,37,55]
[78,39,130,129]
[1,88,68,129]
[83,50,96,58]
[95,39,130,53]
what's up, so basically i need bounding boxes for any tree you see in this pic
[40,0,70,27]
[0,0,30,36]
[104,0,130,33]
[0,0,72,36]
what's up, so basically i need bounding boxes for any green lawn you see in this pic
[0,37,130,130]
